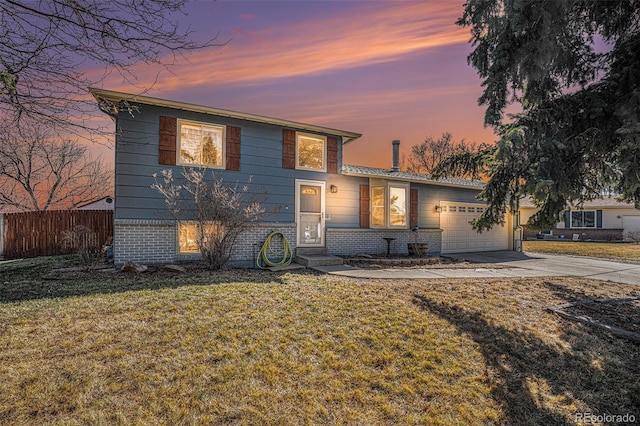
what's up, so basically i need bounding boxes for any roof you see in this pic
[342,164,486,189]
[89,88,362,144]
[520,196,637,209]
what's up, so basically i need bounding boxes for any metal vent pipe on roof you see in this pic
[392,140,400,172]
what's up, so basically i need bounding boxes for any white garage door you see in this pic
[623,216,640,240]
[440,202,509,254]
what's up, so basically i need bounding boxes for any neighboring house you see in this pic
[77,196,115,210]
[520,197,640,241]
[91,88,516,267]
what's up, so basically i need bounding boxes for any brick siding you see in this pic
[114,219,445,266]
[326,228,442,256]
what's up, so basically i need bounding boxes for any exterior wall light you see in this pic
[330,185,338,193]
[435,205,442,213]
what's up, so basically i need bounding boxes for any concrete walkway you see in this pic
[313,251,640,285]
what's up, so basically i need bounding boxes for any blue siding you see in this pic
[115,104,342,222]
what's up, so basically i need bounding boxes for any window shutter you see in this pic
[564,210,570,228]
[360,184,370,228]
[410,188,418,228]
[596,210,603,228]
[327,136,339,174]
[159,116,177,165]
[225,126,241,171]
[283,129,296,169]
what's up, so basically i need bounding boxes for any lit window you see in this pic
[179,223,199,253]
[477,207,484,213]
[459,206,466,213]
[389,186,407,226]
[371,186,386,227]
[468,207,475,213]
[570,210,596,228]
[370,183,409,228]
[178,222,224,253]
[179,120,225,167]
[449,206,457,213]
[296,133,326,171]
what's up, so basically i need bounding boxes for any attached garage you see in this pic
[440,202,510,253]
[623,216,640,240]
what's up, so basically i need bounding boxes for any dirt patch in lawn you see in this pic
[549,297,640,342]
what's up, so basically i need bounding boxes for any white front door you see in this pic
[296,180,325,247]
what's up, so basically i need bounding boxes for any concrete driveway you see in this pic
[315,251,640,285]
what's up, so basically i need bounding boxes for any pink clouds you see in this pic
[107,2,468,93]
[88,1,497,169]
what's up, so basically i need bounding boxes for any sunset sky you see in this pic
[95,1,497,169]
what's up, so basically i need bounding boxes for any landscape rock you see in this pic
[120,261,148,273]
[163,264,187,273]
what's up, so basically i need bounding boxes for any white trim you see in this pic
[90,87,361,143]
[177,119,226,169]
[369,180,410,229]
[569,210,596,228]
[295,179,326,247]
[295,132,327,172]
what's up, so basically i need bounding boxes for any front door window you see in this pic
[296,180,325,246]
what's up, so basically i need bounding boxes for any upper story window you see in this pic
[296,133,326,171]
[570,210,595,228]
[178,120,225,168]
[371,182,409,228]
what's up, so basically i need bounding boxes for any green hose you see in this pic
[257,231,293,269]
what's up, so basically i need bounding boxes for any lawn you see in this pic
[1,256,639,425]
[523,240,640,261]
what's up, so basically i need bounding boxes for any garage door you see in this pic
[623,216,640,241]
[440,202,509,253]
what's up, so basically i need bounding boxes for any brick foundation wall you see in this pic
[114,219,176,265]
[114,220,445,266]
[522,226,624,241]
[114,219,297,267]
[326,228,442,256]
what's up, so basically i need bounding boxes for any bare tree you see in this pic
[406,133,476,176]
[152,168,270,269]
[0,0,218,139]
[0,123,112,211]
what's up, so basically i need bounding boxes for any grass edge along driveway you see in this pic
[523,240,640,262]
[1,256,639,425]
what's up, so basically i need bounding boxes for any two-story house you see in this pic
[91,88,514,267]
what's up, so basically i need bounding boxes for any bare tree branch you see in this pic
[0,122,113,211]
[0,0,220,141]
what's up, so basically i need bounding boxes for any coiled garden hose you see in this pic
[256,231,293,269]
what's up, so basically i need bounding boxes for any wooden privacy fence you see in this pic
[1,210,113,259]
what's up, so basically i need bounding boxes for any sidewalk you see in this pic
[313,251,640,285]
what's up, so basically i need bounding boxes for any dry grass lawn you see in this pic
[523,240,640,262]
[1,256,639,425]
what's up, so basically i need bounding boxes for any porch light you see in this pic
[330,185,338,193]
[435,205,442,213]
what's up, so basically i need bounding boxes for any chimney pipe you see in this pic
[392,140,400,172]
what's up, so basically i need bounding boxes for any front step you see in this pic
[295,254,343,267]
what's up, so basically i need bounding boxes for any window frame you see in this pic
[296,132,327,172]
[177,119,226,168]
[570,210,596,228]
[370,181,409,229]
[178,222,200,254]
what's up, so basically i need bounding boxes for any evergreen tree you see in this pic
[434,0,640,230]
